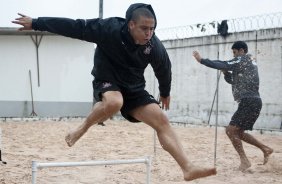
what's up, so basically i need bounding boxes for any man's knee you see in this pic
[225,125,234,137]
[226,125,241,137]
[101,91,123,113]
[103,96,123,115]
[153,113,170,130]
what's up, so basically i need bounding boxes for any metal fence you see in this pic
[156,12,282,40]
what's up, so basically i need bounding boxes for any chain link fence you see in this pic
[156,12,282,40]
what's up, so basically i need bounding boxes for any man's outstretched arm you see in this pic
[12,13,102,43]
[193,50,236,71]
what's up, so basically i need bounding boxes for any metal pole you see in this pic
[207,48,221,126]
[32,161,38,184]
[36,159,148,168]
[99,0,103,18]
[213,50,220,167]
[0,128,6,164]
[32,158,151,184]
[35,36,40,86]
[153,72,157,156]
[30,35,43,87]
[29,70,37,116]
[0,128,1,158]
[207,76,221,126]
[146,156,152,184]
[153,130,157,156]
[153,93,160,156]
[214,70,220,167]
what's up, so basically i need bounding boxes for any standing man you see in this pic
[13,3,216,181]
[193,41,273,171]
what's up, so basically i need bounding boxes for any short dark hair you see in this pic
[131,7,155,22]
[231,41,248,53]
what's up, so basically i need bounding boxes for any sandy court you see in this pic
[0,119,281,184]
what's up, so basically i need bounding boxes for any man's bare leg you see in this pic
[226,125,251,171]
[93,97,106,126]
[65,91,123,147]
[130,104,216,181]
[239,131,273,164]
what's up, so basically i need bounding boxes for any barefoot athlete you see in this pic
[13,3,216,181]
[193,41,273,171]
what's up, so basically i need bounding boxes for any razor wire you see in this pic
[156,12,282,40]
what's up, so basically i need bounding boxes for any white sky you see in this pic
[1,0,282,30]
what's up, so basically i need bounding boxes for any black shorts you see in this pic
[230,97,262,130]
[92,80,159,122]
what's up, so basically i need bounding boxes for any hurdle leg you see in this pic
[32,161,38,184]
[145,156,152,184]
[0,128,7,164]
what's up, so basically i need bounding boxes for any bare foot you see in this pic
[239,160,251,172]
[65,129,84,147]
[263,147,273,165]
[184,166,216,181]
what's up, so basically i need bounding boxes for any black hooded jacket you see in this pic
[200,54,260,102]
[32,3,171,97]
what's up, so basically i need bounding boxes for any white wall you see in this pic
[0,34,95,117]
[0,35,94,102]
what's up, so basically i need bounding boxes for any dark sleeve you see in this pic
[200,57,241,71]
[223,71,233,84]
[150,37,172,97]
[32,17,104,43]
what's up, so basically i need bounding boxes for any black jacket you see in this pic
[31,3,171,97]
[200,54,260,102]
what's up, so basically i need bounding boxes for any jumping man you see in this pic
[13,3,216,181]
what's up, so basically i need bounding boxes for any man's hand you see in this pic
[12,13,33,31]
[192,51,202,63]
[159,96,170,110]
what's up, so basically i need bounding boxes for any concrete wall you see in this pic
[0,35,94,117]
[0,28,281,130]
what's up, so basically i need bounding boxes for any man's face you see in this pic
[232,48,245,57]
[128,16,155,45]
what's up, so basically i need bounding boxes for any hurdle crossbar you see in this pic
[32,156,152,184]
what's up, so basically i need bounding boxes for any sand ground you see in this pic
[0,119,281,184]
